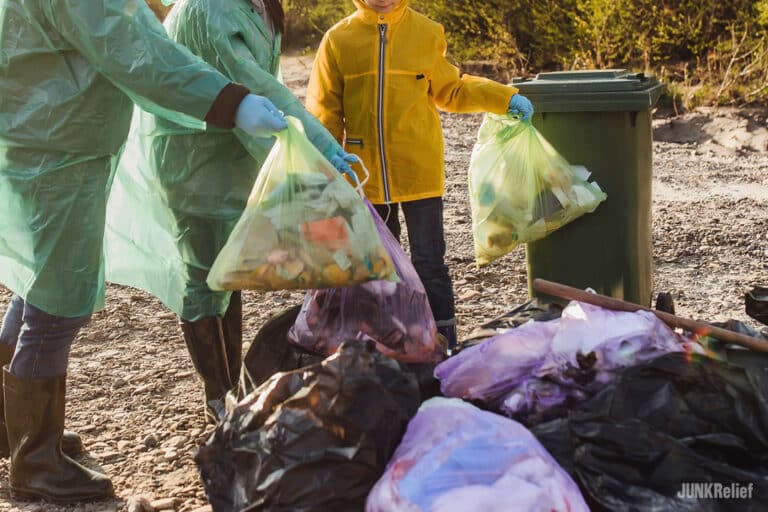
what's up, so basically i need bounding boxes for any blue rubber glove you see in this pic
[234,94,287,137]
[508,94,534,121]
[329,148,360,176]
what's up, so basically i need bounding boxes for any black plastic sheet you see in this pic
[197,340,420,512]
[241,304,323,393]
[460,299,564,346]
[533,352,768,511]
[702,320,768,370]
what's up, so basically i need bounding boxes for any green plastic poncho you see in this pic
[105,0,339,321]
[0,0,238,318]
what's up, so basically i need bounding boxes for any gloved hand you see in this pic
[508,94,534,121]
[234,94,287,137]
[328,147,360,176]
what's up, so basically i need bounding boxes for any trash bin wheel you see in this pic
[655,292,675,315]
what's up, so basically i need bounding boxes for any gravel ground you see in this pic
[0,56,766,512]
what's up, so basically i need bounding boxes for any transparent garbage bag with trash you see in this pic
[435,301,702,426]
[288,200,445,364]
[468,114,607,266]
[207,116,396,291]
[366,397,589,512]
[532,352,768,512]
[196,340,420,512]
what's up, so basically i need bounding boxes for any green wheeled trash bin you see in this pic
[513,70,664,306]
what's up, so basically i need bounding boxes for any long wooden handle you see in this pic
[533,278,768,353]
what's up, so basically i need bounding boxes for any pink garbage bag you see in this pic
[435,301,702,425]
[435,319,558,402]
[288,201,444,363]
[365,397,589,512]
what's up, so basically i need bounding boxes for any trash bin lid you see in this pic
[512,69,665,113]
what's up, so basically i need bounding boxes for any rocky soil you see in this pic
[0,55,766,512]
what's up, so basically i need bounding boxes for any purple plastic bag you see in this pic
[436,301,703,425]
[289,201,444,363]
[435,319,558,403]
[365,397,589,512]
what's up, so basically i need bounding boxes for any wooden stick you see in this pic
[533,278,768,353]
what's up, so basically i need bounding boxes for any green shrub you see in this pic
[278,0,768,107]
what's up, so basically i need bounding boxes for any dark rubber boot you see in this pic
[4,368,113,502]
[0,344,82,458]
[181,293,244,424]
[181,320,236,424]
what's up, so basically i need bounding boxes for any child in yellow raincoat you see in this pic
[306,0,533,348]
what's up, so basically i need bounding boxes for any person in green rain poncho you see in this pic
[105,0,357,424]
[0,0,293,504]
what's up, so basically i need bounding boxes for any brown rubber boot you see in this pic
[181,318,235,424]
[4,367,113,502]
[0,344,82,458]
[181,293,244,424]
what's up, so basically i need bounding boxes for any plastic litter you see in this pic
[197,340,420,512]
[436,301,701,425]
[533,352,768,512]
[207,116,395,291]
[366,397,589,512]
[468,115,606,266]
[288,201,444,363]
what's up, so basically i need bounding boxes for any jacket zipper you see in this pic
[271,36,281,75]
[377,23,391,203]
[245,6,281,76]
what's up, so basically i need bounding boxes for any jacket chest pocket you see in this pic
[389,71,430,98]
[345,137,364,148]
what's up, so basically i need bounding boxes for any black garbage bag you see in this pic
[241,304,324,393]
[242,305,441,400]
[533,352,768,512]
[705,319,768,370]
[746,286,768,326]
[460,298,564,348]
[710,319,768,341]
[197,340,421,512]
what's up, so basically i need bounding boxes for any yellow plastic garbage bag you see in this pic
[469,115,607,266]
[207,116,396,291]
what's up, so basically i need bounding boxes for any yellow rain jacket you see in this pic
[306,0,518,204]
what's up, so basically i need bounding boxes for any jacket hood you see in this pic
[352,0,409,24]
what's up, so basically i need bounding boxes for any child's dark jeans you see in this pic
[374,197,457,348]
